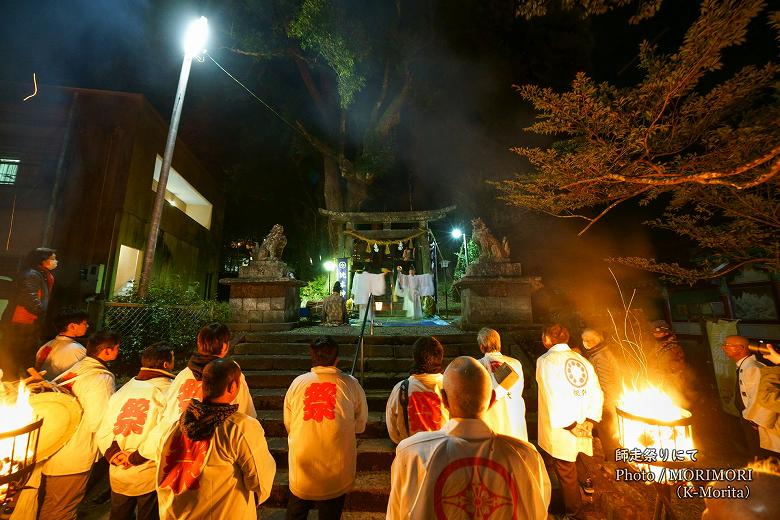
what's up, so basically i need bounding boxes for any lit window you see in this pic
[151,156,213,230]
[0,158,20,185]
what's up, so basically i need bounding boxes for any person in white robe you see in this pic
[96,344,175,520]
[537,323,603,520]
[156,323,255,432]
[477,327,528,441]
[38,330,120,520]
[387,356,550,520]
[351,271,388,323]
[156,358,275,519]
[386,336,449,443]
[396,267,423,319]
[284,336,368,518]
[724,336,780,456]
[34,308,89,380]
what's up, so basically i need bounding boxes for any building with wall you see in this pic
[0,82,225,306]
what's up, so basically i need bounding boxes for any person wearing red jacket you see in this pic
[1,247,57,378]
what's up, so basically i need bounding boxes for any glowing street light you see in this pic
[451,228,468,265]
[323,260,336,291]
[138,17,208,297]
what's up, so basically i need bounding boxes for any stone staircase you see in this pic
[232,331,481,516]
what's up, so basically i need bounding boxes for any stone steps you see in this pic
[234,341,478,358]
[267,437,395,471]
[236,354,478,373]
[258,410,388,438]
[245,370,411,390]
[252,388,391,412]
[239,332,475,345]
[266,470,390,512]
[243,331,477,515]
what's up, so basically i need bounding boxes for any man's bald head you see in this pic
[442,356,493,419]
[722,335,750,362]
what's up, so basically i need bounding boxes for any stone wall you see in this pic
[223,279,304,324]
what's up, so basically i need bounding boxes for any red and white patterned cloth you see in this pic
[385,373,449,444]
[387,418,550,520]
[35,335,86,380]
[96,371,173,496]
[284,366,368,500]
[156,411,275,519]
[157,365,256,431]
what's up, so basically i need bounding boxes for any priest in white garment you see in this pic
[395,267,423,319]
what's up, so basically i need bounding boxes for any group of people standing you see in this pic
[383,324,607,519]
[8,270,780,520]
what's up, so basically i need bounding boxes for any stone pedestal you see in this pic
[454,261,535,330]
[220,260,305,325]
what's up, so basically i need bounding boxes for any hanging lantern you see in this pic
[373,244,379,253]
[398,242,403,251]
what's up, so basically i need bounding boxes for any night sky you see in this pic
[1,0,774,314]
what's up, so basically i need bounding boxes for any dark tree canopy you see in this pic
[496,0,780,283]
[217,0,425,214]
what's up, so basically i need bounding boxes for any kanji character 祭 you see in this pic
[177,379,203,413]
[303,382,337,422]
[113,397,150,437]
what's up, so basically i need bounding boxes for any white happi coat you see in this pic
[157,365,256,430]
[736,355,764,415]
[537,343,603,462]
[387,418,551,520]
[386,373,449,444]
[740,356,780,453]
[96,371,173,496]
[35,335,86,380]
[479,352,528,441]
[43,356,116,476]
[284,366,368,500]
[156,412,276,519]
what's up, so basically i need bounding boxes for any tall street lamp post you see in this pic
[138,17,208,297]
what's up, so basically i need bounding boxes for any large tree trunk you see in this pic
[323,155,344,212]
[345,176,369,211]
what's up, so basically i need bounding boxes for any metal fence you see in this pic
[101,302,219,338]
[98,301,229,373]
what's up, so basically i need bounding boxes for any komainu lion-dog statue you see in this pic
[471,218,510,261]
[254,224,288,260]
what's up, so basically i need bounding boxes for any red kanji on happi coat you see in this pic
[113,398,150,437]
[159,432,210,494]
[303,382,337,422]
[177,379,202,413]
[408,391,444,433]
[489,360,503,372]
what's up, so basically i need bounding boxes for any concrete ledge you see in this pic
[226,321,298,332]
